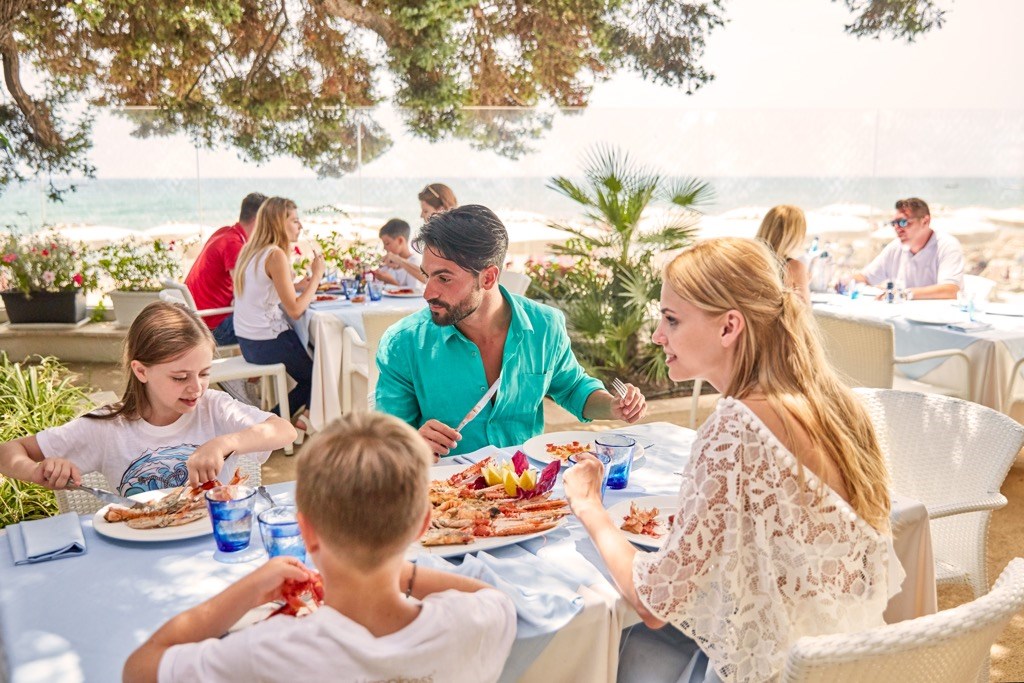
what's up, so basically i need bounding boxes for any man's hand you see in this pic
[419,419,461,459]
[610,383,647,424]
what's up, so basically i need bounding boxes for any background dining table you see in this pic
[0,421,935,683]
[811,294,1024,412]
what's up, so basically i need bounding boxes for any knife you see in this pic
[65,483,145,509]
[455,376,501,432]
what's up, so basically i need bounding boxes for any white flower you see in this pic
[42,270,56,285]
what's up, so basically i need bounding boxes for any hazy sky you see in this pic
[78,0,1024,178]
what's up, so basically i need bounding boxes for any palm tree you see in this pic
[536,145,713,390]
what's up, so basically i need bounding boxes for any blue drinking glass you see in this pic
[595,434,637,490]
[595,452,612,502]
[367,281,384,302]
[258,505,307,563]
[205,485,263,563]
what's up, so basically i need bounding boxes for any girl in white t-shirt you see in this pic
[0,302,296,495]
[233,196,325,436]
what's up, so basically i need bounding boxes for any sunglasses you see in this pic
[890,218,911,229]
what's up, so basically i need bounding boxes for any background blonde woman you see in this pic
[564,237,901,683]
[233,197,325,437]
[756,204,811,303]
[417,183,458,222]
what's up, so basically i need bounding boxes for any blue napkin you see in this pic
[7,513,87,565]
[416,551,583,639]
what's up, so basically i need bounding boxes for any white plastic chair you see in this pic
[814,309,973,400]
[499,270,532,296]
[854,388,1024,599]
[341,310,416,414]
[781,558,1024,683]
[54,455,263,515]
[160,280,238,356]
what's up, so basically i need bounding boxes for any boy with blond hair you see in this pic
[124,412,516,683]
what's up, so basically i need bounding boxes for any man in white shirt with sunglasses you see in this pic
[854,197,963,300]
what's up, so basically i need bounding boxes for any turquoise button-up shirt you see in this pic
[375,286,604,455]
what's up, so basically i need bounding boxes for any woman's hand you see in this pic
[610,383,647,424]
[31,458,81,489]
[562,452,605,515]
[310,252,326,280]
[186,441,231,487]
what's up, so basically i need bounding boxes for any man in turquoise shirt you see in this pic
[376,205,647,457]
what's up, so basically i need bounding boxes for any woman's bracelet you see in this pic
[405,562,417,599]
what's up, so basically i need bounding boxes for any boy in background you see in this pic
[374,218,426,289]
[123,412,516,683]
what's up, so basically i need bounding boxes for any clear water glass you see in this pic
[205,485,262,563]
[258,505,307,563]
[595,434,637,490]
[368,281,384,301]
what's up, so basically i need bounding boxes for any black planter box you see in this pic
[1,289,87,324]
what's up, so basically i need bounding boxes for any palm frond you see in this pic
[664,177,716,210]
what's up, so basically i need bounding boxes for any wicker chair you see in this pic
[814,309,972,400]
[1006,356,1024,420]
[341,310,416,415]
[54,455,263,515]
[781,558,1024,683]
[854,388,1024,598]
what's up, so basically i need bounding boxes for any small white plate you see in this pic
[521,431,648,469]
[410,464,566,558]
[903,311,963,325]
[382,289,422,298]
[606,495,677,549]
[984,302,1024,317]
[93,489,213,542]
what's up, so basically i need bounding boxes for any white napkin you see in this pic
[7,512,87,565]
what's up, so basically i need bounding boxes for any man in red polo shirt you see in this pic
[186,192,266,345]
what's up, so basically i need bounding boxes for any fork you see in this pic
[611,377,628,400]
[257,485,276,508]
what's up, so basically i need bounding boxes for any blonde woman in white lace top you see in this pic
[564,237,904,683]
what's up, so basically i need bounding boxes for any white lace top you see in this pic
[632,397,905,683]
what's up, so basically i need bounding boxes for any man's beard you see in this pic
[428,288,482,326]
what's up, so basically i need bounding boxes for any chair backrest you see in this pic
[853,388,1024,511]
[963,274,996,301]
[813,309,894,389]
[499,270,532,296]
[781,557,1024,683]
[363,310,418,394]
[160,279,200,311]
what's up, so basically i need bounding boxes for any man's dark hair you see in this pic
[239,192,268,224]
[379,218,411,240]
[413,205,508,274]
[895,197,930,218]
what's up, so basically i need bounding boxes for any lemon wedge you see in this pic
[483,465,503,487]
[519,469,537,491]
[503,470,521,497]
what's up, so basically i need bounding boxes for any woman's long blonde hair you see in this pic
[756,205,807,260]
[86,302,214,422]
[664,238,890,530]
[233,197,296,296]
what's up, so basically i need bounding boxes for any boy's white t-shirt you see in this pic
[159,588,517,683]
[379,251,423,290]
[35,390,274,495]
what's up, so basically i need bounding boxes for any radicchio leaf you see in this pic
[471,476,487,490]
[518,460,560,499]
[511,450,530,476]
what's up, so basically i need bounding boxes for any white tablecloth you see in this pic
[296,297,425,430]
[0,422,935,683]
[813,295,1024,411]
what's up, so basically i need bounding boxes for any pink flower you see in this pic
[2,253,16,263]
[42,270,55,285]
[73,273,83,286]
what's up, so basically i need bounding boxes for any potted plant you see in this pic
[98,237,182,327]
[0,231,97,325]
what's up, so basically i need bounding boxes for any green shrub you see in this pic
[0,355,96,528]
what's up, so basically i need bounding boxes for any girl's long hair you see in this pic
[86,301,215,421]
[664,238,890,530]
[233,197,296,296]
[756,204,807,260]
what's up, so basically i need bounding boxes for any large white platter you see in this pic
[521,430,647,469]
[984,302,1024,317]
[93,489,213,543]
[605,495,677,550]
[903,310,962,325]
[409,464,565,559]
[382,288,422,298]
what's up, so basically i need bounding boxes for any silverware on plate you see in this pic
[257,485,276,507]
[65,483,144,509]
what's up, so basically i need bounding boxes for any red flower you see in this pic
[41,249,49,257]
[294,246,302,255]
[50,243,57,250]
[73,273,83,286]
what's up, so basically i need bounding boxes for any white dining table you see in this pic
[0,422,935,683]
[812,295,1024,412]
[294,296,425,431]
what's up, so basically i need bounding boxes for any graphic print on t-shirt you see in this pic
[118,444,199,495]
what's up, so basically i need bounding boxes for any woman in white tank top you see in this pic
[233,197,325,437]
